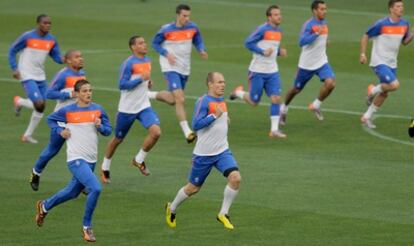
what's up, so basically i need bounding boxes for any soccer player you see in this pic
[279,0,336,125]
[229,5,287,138]
[9,14,64,143]
[360,0,413,128]
[165,72,241,230]
[100,36,161,183]
[29,49,85,191]
[35,79,112,242]
[150,4,208,143]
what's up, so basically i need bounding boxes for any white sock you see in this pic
[371,85,383,95]
[101,157,112,171]
[148,91,158,99]
[32,168,41,176]
[235,90,245,99]
[219,185,239,215]
[170,187,189,213]
[363,104,378,119]
[42,203,47,213]
[179,121,192,138]
[135,149,148,163]
[18,97,34,109]
[312,99,322,109]
[270,116,280,132]
[24,111,43,137]
[280,104,289,114]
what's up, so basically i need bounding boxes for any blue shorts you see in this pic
[22,80,47,103]
[188,149,239,186]
[164,71,189,91]
[294,63,335,90]
[373,64,397,84]
[115,107,160,139]
[248,71,281,103]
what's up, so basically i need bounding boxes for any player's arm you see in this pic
[299,23,319,47]
[49,41,64,64]
[193,27,208,59]
[8,33,27,80]
[192,98,217,131]
[96,108,112,136]
[361,20,382,63]
[46,73,72,100]
[118,62,145,90]
[402,25,414,45]
[359,34,370,64]
[47,108,69,137]
[245,28,266,55]
[152,29,168,57]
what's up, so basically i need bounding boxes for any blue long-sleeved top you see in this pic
[8,29,63,81]
[245,22,283,73]
[298,17,327,47]
[152,21,205,75]
[192,94,229,156]
[118,55,151,90]
[47,102,111,162]
[47,67,86,100]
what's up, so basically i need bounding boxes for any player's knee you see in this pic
[325,79,336,90]
[228,171,241,189]
[292,87,302,94]
[391,81,399,90]
[184,184,200,196]
[270,96,280,104]
[112,137,124,146]
[174,95,185,105]
[34,101,45,112]
[149,126,161,140]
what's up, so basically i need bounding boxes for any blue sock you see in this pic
[270,103,280,116]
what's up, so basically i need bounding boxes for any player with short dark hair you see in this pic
[29,50,85,191]
[280,0,336,125]
[229,5,288,138]
[9,14,64,143]
[100,36,161,183]
[35,79,112,243]
[360,0,414,128]
[150,4,208,143]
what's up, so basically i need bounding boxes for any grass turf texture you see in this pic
[1,0,414,245]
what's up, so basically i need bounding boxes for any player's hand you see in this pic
[60,128,71,139]
[214,104,224,118]
[95,118,102,128]
[200,51,208,60]
[263,48,274,57]
[279,48,287,57]
[12,70,21,80]
[148,80,153,89]
[166,53,176,65]
[360,53,367,64]
[141,72,151,81]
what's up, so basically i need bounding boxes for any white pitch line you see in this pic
[362,123,414,146]
[1,77,412,145]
